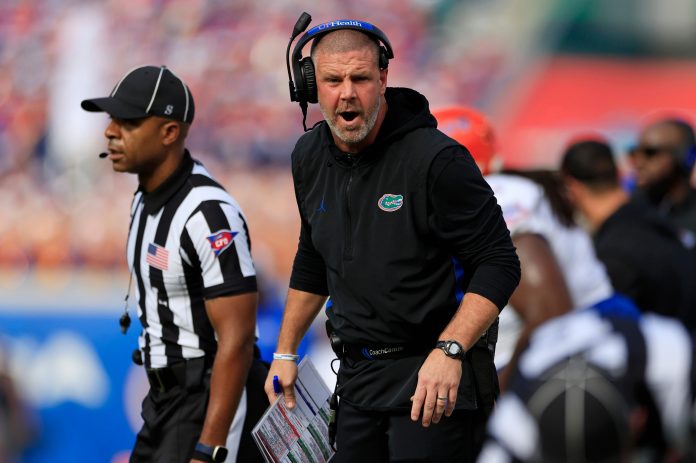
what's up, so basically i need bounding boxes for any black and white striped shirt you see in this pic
[126,151,257,369]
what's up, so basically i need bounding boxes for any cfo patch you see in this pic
[207,229,238,256]
[378,194,403,212]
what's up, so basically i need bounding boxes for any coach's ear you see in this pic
[160,120,182,147]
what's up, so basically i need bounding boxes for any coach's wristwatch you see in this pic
[435,340,467,361]
[193,442,228,462]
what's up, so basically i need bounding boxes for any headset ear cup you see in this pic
[300,57,317,104]
[379,46,389,69]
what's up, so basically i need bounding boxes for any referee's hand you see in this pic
[410,349,461,427]
[265,360,299,409]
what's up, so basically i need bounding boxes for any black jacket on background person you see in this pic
[593,197,696,328]
[289,87,520,411]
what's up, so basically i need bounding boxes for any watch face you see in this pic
[447,342,461,356]
[213,446,228,462]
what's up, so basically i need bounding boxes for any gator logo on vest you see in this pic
[378,194,404,212]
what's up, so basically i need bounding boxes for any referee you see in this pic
[81,65,264,463]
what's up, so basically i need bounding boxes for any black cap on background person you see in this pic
[81,65,195,124]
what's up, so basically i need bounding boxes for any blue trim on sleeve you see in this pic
[593,293,641,321]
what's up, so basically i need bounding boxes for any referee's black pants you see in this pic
[129,375,209,462]
[129,357,269,463]
[333,400,490,463]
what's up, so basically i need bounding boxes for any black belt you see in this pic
[341,324,498,362]
[342,343,430,361]
[142,345,263,394]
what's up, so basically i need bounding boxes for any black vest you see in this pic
[292,123,460,346]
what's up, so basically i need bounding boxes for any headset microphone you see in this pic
[286,12,312,130]
[99,152,108,159]
[287,12,312,103]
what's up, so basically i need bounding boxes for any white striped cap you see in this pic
[81,65,194,124]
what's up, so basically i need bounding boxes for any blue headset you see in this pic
[285,12,394,130]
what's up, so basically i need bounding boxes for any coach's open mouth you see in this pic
[340,111,359,122]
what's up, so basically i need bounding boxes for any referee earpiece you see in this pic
[286,13,394,131]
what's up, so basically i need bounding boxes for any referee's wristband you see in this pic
[273,352,300,362]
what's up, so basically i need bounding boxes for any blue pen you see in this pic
[273,375,282,394]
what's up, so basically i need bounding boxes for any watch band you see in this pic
[435,339,466,361]
[192,450,215,463]
[194,442,228,462]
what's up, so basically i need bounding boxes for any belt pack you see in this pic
[145,357,210,394]
[477,317,499,357]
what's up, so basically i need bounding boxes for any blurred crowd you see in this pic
[0,0,512,286]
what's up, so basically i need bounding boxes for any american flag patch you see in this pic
[146,243,169,270]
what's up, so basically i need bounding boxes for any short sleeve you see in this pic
[485,174,547,237]
[180,200,257,299]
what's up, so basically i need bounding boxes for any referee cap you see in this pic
[81,65,195,124]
